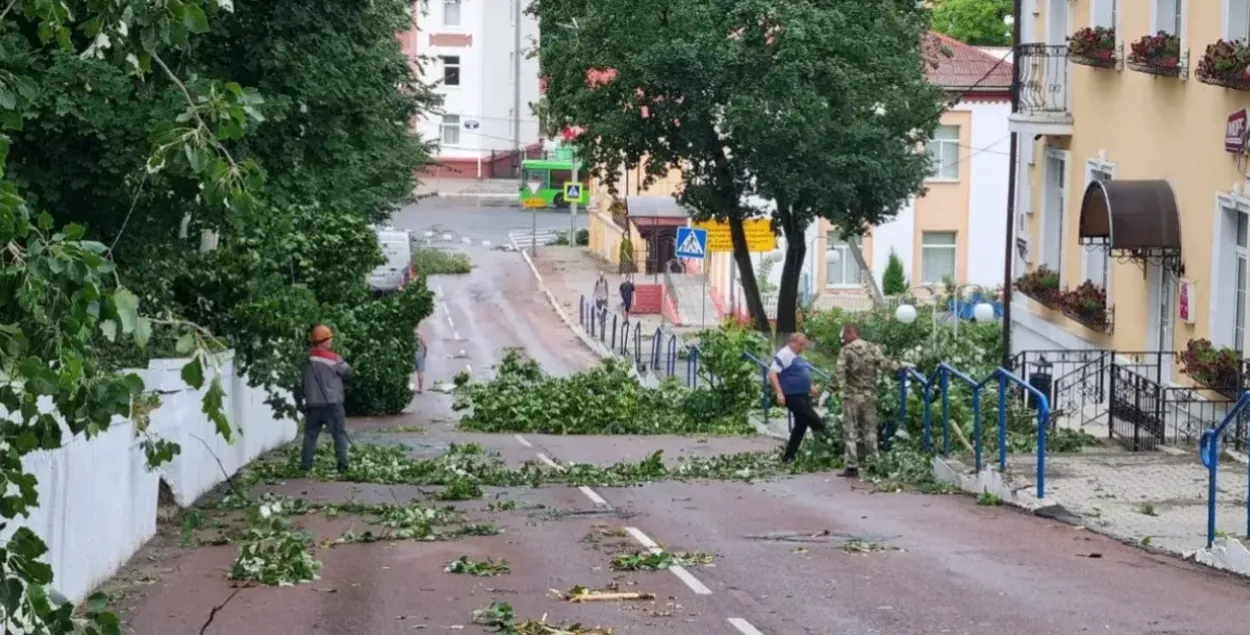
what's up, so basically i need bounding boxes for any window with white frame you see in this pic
[441,114,461,146]
[825,238,862,288]
[926,126,960,180]
[440,56,461,86]
[1093,0,1117,29]
[921,232,957,284]
[1153,0,1182,35]
[1237,212,1248,354]
[1228,0,1250,42]
[1084,168,1112,290]
[443,0,461,26]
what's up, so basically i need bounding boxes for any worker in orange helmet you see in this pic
[299,324,352,472]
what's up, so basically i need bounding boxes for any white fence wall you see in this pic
[9,351,296,603]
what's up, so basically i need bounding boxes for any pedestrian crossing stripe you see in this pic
[675,227,707,259]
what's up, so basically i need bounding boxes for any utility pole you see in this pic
[570,160,579,243]
[1000,0,1023,368]
[512,0,522,166]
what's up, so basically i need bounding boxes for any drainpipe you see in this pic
[1001,0,1023,369]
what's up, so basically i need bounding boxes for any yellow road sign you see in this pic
[692,218,776,252]
[522,197,547,209]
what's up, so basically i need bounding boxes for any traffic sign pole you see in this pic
[569,160,579,246]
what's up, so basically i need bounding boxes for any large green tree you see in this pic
[931,0,1013,46]
[534,0,942,333]
[8,0,439,414]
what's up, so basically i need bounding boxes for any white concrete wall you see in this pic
[417,0,541,160]
[870,197,916,285]
[5,351,295,603]
[966,100,1012,287]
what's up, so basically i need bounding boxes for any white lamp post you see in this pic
[973,302,996,323]
[894,304,917,324]
[894,284,939,342]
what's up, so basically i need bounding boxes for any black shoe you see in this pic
[839,467,859,478]
[336,465,350,473]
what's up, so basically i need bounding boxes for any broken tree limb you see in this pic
[567,591,656,603]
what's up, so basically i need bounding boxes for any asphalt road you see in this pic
[389,199,588,245]
[115,205,1250,635]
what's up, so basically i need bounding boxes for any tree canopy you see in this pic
[930,0,1013,46]
[534,0,943,331]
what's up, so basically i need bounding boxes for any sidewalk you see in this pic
[414,177,518,206]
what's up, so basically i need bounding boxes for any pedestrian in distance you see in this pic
[593,271,609,313]
[830,322,909,478]
[768,333,831,462]
[414,328,428,394]
[619,274,635,317]
[298,324,352,473]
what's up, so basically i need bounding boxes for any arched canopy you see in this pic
[1078,179,1181,254]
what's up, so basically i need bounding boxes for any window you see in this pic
[1093,0,1117,29]
[443,0,461,26]
[1228,0,1250,42]
[824,238,862,288]
[1084,168,1112,290]
[1153,0,1182,35]
[1237,212,1248,353]
[441,56,461,87]
[441,114,461,145]
[921,232,957,284]
[926,126,960,180]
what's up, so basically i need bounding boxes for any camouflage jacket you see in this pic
[831,339,895,399]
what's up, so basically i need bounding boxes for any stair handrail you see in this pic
[1199,390,1250,547]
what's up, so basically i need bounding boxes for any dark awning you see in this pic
[1078,179,1181,252]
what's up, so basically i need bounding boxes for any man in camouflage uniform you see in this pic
[830,322,903,478]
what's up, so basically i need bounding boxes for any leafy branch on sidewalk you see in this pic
[445,556,511,576]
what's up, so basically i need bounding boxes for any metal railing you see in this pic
[1014,43,1070,117]
[1200,391,1250,547]
[904,364,1052,498]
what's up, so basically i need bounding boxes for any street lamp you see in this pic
[951,283,997,338]
[894,284,940,342]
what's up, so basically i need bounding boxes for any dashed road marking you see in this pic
[459,349,467,356]
[625,526,712,595]
[445,315,455,329]
[536,453,561,469]
[578,486,609,507]
[453,331,462,340]
[465,364,473,373]
[514,435,533,448]
[728,618,764,635]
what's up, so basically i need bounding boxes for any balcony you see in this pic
[1009,43,1073,137]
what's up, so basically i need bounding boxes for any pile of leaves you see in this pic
[610,550,713,571]
[452,347,758,436]
[228,500,323,586]
[445,556,511,576]
[254,442,546,489]
[412,246,473,275]
[472,601,612,635]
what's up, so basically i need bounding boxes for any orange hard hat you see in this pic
[310,324,333,343]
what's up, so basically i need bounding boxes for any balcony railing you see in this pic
[1014,44,1070,117]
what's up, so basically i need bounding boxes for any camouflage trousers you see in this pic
[842,395,878,469]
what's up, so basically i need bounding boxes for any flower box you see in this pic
[1127,32,1183,77]
[1014,267,1061,307]
[1069,27,1118,69]
[1055,281,1111,332]
[1197,39,1250,90]
[1180,339,1245,398]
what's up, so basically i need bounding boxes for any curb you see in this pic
[516,245,644,382]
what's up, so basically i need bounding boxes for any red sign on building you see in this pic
[1227,109,1247,154]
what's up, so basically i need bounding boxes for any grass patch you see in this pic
[412,247,472,275]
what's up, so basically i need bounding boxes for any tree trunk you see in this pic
[729,215,771,332]
[845,235,886,309]
[774,203,805,335]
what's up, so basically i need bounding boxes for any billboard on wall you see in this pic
[691,218,777,252]
[1227,109,1247,154]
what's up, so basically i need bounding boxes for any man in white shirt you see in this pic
[768,333,828,462]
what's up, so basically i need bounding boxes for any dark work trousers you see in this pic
[782,393,827,462]
[301,403,350,471]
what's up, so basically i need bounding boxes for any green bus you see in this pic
[519,157,590,209]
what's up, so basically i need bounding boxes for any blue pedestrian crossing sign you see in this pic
[563,182,582,200]
[675,227,708,259]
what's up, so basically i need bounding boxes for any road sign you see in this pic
[675,227,708,260]
[464,120,480,130]
[527,179,542,194]
[563,182,582,200]
[692,218,777,252]
[522,198,546,209]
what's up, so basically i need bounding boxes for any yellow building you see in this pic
[1011,0,1250,444]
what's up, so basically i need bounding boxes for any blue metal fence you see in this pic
[902,363,1051,498]
[1199,390,1250,547]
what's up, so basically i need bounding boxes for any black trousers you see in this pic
[782,393,827,461]
[300,404,349,471]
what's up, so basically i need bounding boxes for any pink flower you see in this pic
[640,105,650,118]
[585,67,618,89]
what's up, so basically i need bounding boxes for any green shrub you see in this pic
[335,281,435,416]
[412,247,472,275]
[576,228,589,246]
[882,250,907,296]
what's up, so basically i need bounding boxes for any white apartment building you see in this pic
[409,0,542,178]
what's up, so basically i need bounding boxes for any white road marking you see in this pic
[459,349,466,356]
[578,486,609,507]
[453,331,462,340]
[445,315,455,329]
[625,526,712,594]
[436,284,444,295]
[514,435,533,447]
[465,364,472,373]
[670,566,713,595]
[536,453,562,470]
[728,618,764,635]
